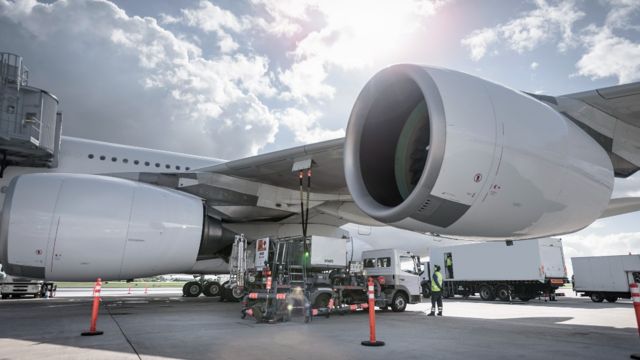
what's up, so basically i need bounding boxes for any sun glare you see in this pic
[317,0,422,68]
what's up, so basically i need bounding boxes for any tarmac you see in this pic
[0,288,638,359]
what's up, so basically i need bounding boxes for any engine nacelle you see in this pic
[0,173,233,280]
[345,65,614,239]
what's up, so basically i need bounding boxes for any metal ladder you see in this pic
[228,234,248,293]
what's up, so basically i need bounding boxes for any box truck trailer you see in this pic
[424,238,567,302]
[572,255,640,303]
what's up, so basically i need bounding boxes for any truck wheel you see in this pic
[221,284,244,302]
[461,289,472,299]
[313,293,331,308]
[590,293,604,303]
[443,287,453,299]
[605,295,618,303]
[202,281,221,297]
[422,285,431,298]
[183,281,202,297]
[496,285,510,302]
[479,285,495,301]
[391,292,408,312]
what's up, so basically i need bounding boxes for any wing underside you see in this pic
[540,81,640,178]
[109,138,380,225]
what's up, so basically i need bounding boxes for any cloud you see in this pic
[604,0,640,30]
[163,0,247,53]
[278,58,335,102]
[460,0,640,84]
[277,108,344,143]
[461,28,498,61]
[0,0,278,157]
[461,0,584,61]
[562,232,640,273]
[252,0,449,101]
[575,25,640,84]
[249,0,311,37]
[612,173,640,198]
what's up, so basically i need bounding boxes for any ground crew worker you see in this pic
[446,254,453,278]
[428,265,443,316]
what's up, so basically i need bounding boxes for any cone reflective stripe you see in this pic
[81,278,104,336]
[362,277,384,346]
[630,283,640,336]
[266,277,272,290]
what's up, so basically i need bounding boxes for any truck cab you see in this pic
[362,249,422,311]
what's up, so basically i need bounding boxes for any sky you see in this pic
[0,0,639,272]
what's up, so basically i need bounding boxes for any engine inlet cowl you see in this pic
[344,64,614,239]
[345,64,466,227]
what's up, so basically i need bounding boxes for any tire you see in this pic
[228,285,244,302]
[496,285,511,302]
[605,295,618,303]
[421,284,431,298]
[479,285,495,301]
[313,293,331,308]
[461,289,471,299]
[391,292,408,312]
[202,281,221,297]
[443,287,453,299]
[183,281,202,297]
[590,293,604,303]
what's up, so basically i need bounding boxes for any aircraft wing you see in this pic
[196,137,347,194]
[117,80,640,227]
[111,137,377,225]
[546,82,640,177]
[599,197,640,219]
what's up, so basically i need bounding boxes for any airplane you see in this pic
[0,59,639,284]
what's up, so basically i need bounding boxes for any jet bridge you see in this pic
[0,53,61,175]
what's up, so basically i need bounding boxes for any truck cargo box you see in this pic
[430,238,566,282]
[310,236,347,269]
[572,255,640,293]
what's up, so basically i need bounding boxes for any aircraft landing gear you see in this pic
[183,281,202,297]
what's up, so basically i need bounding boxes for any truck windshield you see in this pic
[400,256,418,274]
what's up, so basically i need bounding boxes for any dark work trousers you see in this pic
[431,291,443,313]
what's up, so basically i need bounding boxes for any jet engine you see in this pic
[344,65,614,239]
[0,173,234,280]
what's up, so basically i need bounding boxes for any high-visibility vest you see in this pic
[446,257,452,267]
[431,271,443,292]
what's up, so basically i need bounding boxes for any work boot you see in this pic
[427,309,436,316]
[437,312,443,316]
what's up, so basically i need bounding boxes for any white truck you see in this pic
[425,238,567,302]
[572,255,640,303]
[236,235,423,322]
[361,248,423,310]
[1,275,55,299]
